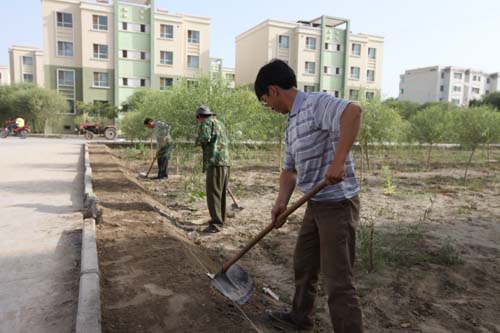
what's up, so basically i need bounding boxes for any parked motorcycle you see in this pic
[0,125,31,139]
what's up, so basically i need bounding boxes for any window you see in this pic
[93,44,108,59]
[366,92,375,100]
[140,79,146,87]
[367,70,375,82]
[349,89,359,100]
[122,78,128,86]
[478,76,481,82]
[368,47,376,59]
[67,100,75,113]
[160,51,173,65]
[451,98,460,105]
[334,91,340,98]
[93,72,109,87]
[453,72,463,80]
[305,37,316,50]
[487,78,491,84]
[187,55,199,69]
[440,85,444,92]
[486,90,490,94]
[325,43,342,51]
[57,41,74,56]
[350,66,360,79]
[121,22,148,33]
[160,24,173,39]
[304,62,315,75]
[188,30,200,44]
[351,43,361,56]
[58,70,74,86]
[160,77,173,90]
[472,88,480,94]
[225,73,235,80]
[441,72,445,79]
[453,85,462,92]
[57,12,72,28]
[472,75,477,81]
[121,50,149,60]
[324,66,341,75]
[23,74,33,82]
[23,56,33,66]
[304,85,315,92]
[279,35,289,48]
[400,88,404,95]
[92,15,108,31]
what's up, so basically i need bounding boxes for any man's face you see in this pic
[260,86,287,114]
[146,121,154,129]
[196,115,207,123]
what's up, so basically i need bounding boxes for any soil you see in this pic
[90,144,500,332]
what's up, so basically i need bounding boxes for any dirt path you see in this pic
[93,144,500,332]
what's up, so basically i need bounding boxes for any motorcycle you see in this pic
[0,125,31,139]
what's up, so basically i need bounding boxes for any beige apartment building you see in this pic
[8,46,45,86]
[399,66,500,106]
[0,66,9,86]
[235,16,384,100]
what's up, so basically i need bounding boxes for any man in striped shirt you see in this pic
[255,59,363,333]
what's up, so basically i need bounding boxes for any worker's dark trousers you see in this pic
[157,146,170,179]
[291,196,363,333]
[206,166,229,226]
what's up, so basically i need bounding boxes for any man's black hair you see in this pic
[254,59,297,100]
[144,117,153,125]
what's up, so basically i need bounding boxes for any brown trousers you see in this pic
[291,196,363,333]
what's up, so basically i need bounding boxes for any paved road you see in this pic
[0,138,84,332]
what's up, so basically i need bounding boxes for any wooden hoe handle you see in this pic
[221,180,329,273]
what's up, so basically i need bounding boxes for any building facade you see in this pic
[8,46,45,86]
[41,0,212,117]
[0,66,9,86]
[399,66,500,106]
[235,16,384,100]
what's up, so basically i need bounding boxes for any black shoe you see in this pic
[201,224,221,234]
[268,310,313,331]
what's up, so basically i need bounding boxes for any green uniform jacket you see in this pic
[196,117,230,172]
[153,121,172,156]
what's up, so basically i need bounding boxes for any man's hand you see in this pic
[271,203,287,229]
[325,159,346,185]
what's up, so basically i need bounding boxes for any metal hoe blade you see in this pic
[210,264,255,305]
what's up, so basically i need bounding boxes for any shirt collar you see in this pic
[289,91,307,119]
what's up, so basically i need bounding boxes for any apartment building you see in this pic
[0,66,9,86]
[209,57,235,88]
[235,16,384,100]
[399,66,500,106]
[8,46,45,86]
[41,0,211,123]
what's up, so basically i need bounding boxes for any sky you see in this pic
[1,0,499,98]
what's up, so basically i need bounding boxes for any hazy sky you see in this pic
[1,0,499,98]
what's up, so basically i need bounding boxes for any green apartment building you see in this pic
[41,0,216,133]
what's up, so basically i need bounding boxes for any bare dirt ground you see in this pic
[91,144,500,332]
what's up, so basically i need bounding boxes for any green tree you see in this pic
[470,91,500,110]
[359,100,406,170]
[408,105,451,168]
[453,106,500,183]
[0,84,68,132]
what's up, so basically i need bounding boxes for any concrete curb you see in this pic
[83,144,98,219]
[76,143,101,333]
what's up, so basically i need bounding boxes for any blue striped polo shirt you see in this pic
[283,91,359,202]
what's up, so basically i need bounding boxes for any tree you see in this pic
[359,100,406,170]
[75,101,118,126]
[0,84,68,132]
[470,91,500,110]
[453,106,500,184]
[408,105,451,168]
[382,98,421,120]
